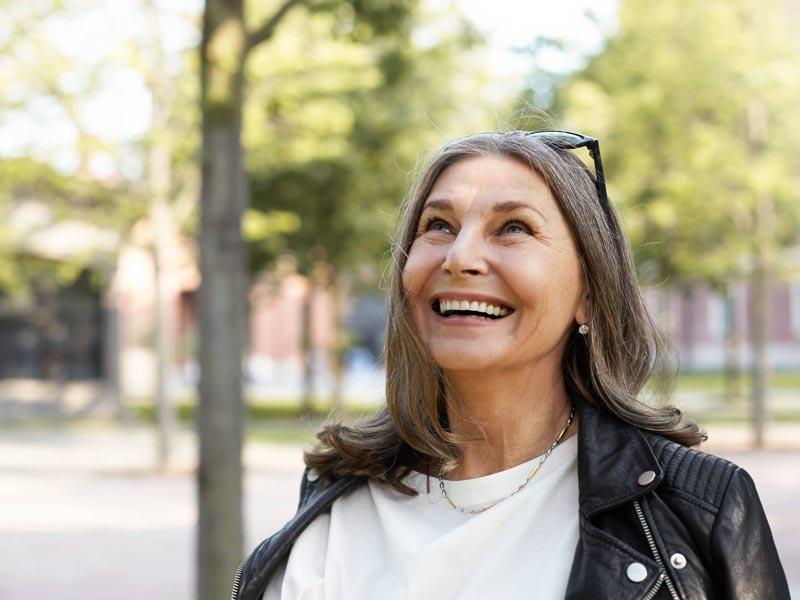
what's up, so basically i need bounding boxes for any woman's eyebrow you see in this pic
[493,200,548,222]
[421,198,453,212]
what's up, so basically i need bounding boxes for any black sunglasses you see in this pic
[517,130,611,220]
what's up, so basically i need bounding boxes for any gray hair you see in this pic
[306,132,704,493]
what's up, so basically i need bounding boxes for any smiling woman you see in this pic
[233,132,790,600]
[402,155,588,392]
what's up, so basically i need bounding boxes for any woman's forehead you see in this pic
[421,154,558,216]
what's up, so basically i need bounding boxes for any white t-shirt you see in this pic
[264,435,579,600]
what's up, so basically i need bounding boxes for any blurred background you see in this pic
[0,0,798,598]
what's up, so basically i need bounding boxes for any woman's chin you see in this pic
[431,349,503,374]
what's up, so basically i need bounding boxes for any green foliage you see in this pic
[306,0,417,40]
[557,0,800,288]
[244,2,483,280]
[0,1,200,296]
[0,156,139,225]
[0,156,139,295]
[242,207,302,263]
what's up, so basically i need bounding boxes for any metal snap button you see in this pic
[307,468,320,482]
[670,553,687,569]
[637,470,656,486]
[626,562,648,583]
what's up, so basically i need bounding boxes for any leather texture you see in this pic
[234,400,790,599]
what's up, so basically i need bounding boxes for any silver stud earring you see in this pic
[578,324,589,335]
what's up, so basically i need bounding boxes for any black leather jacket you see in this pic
[233,401,790,599]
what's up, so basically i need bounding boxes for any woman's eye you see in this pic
[426,218,452,233]
[500,220,531,235]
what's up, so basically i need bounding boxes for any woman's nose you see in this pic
[441,227,488,277]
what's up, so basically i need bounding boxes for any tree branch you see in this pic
[246,0,306,54]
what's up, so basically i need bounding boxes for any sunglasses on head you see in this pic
[513,130,610,220]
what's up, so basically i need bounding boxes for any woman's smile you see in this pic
[432,292,515,322]
[402,154,588,374]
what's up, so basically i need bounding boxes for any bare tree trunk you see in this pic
[150,99,175,469]
[747,99,771,449]
[144,0,177,469]
[198,2,247,598]
[152,199,174,466]
[101,279,123,419]
[679,288,695,369]
[723,285,743,406]
[751,251,770,448]
[196,1,305,596]
[300,285,314,415]
[329,273,349,410]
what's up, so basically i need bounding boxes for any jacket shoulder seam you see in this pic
[657,486,719,514]
[648,435,738,508]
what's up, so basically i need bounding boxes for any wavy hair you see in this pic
[305,132,705,493]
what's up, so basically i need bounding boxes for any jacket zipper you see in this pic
[642,572,665,600]
[634,499,680,600]
[230,563,243,600]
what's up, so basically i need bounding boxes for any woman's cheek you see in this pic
[401,251,423,296]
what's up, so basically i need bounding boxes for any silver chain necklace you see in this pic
[438,398,576,514]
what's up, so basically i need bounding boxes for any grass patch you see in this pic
[247,421,321,445]
[687,411,800,425]
[130,398,380,424]
[129,398,383,444]
[674,371,800,391]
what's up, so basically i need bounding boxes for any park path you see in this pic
[0,422,797,599]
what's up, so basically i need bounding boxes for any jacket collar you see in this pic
[576,397,664,516]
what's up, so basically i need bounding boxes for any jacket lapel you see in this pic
[565,399,666,599]
[576,399,663,516]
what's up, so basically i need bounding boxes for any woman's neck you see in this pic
[443,366,577,481]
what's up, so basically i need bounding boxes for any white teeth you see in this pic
[437,299,512,317]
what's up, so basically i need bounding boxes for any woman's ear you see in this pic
[575,290,590,326]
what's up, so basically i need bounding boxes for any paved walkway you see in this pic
[0,422,797,599]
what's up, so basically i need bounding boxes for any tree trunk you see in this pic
[101,280,123,418]
[722,285,743,406]
[144,0,177,469]
[747,100,771,449]
[152,197,174,467]
[751,224,772,449]
[329,273,348,410]
[150,104,175,469]
[196,1,305,596]
[197,1,247,598]
[679,288,695,369]
[752,213,771,448]
[300,284,314,416]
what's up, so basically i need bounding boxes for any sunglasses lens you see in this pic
[528,131,588,149]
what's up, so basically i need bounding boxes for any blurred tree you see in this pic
[244,3,480,411]
[0,1,143,291]
[0,0,201,457]
[0,158,135,294]
[130,0,196,469]
[198,1,476,597]
[557,0,800,443]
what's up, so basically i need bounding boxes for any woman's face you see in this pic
[402,154,588,376]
